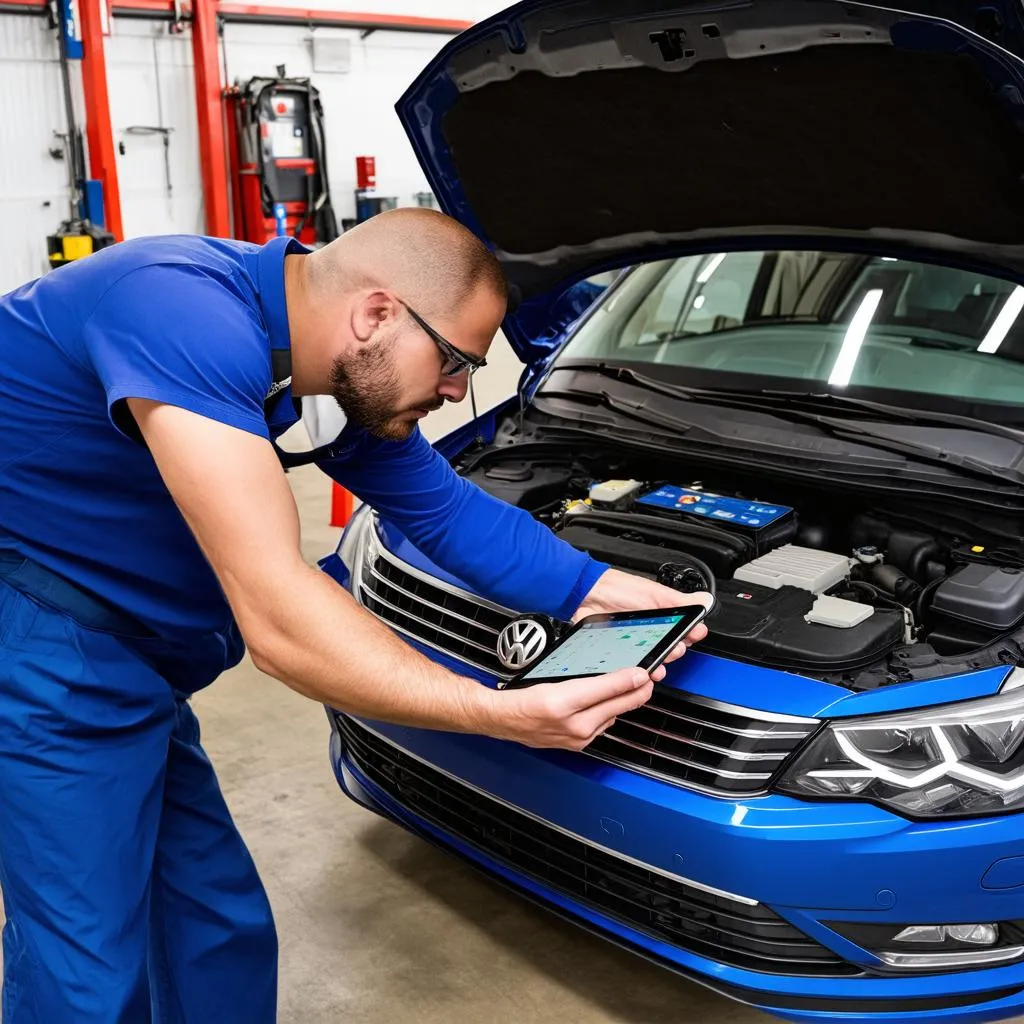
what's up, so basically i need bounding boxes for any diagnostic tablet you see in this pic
[500,604,711,689]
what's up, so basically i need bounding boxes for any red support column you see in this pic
[331,484,353,528]
[79,0,124,240]
[191,0,231,237]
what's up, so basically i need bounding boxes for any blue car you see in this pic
[320,1,1024,1020]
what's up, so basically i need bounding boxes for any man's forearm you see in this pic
[318,429,609,620]
[241,563,660,755]
[129,403,658,754]
[243,563,498,733]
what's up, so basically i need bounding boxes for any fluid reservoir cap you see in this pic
[854,545,884,565]
[982,856,1024,891]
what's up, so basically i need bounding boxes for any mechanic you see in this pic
[0,207,709,1022]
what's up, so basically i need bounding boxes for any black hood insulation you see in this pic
[442,44,1024,293]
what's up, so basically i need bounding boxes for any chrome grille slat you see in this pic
[354,520,819,796]
[366,527,515,620]
[359,586,501,659]
[360,574,501,653]
[619,718,788,761]
[642,700,815,740]
[595,732,776,781]
[364,563,500,636]
[363,610,503,678]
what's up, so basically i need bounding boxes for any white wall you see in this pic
[221,23,455,223]
[1,2,504,289]
[106,19,205,238]
[0,14,86,294]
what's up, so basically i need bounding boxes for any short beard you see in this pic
[328,338,411,441]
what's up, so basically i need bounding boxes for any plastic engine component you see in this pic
[706,579,903,672]
[933,564,1024,628]
[554,513,902,671]
[805,595,874,629]
[929,564,1024,653]
[735,545,851,594]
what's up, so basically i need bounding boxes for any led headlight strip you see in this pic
[780,672,1024,814]
[808,725,1024,795]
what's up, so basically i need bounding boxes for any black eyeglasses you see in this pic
[401,303,487,378]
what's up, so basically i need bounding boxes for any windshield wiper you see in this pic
[758,389,1024,442]
[651,317,822,344]
[546,364,1024,484]
[563,363,1024,443]
[905,336,969,351]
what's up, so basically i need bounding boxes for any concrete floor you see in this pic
[195,335,773,1022]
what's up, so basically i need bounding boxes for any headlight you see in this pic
[777,674,1024,818]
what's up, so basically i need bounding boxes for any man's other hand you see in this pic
[573,568,712,669]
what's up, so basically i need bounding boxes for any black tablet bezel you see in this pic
[501,603,711,689]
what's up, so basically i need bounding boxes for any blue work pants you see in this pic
[0,569,277,1022]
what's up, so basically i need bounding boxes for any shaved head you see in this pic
[286,207,509,442]
[304,206,506,319]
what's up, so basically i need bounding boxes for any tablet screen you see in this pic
[520,613,688,681]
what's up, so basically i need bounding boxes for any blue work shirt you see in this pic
[0,234,605,655]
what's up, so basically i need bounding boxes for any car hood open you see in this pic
[396,0,1024,364]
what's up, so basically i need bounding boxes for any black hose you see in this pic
[292,171,314,240]
[915,577,944,626]
[844,579,903,610]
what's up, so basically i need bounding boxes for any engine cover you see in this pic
[707,579,904,673]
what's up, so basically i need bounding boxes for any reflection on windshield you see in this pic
[561,251,1024,408]
[829,289,883,387]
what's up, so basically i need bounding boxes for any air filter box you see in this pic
[735,545,852,594]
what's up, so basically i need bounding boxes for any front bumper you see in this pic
[327,708,1024,1024]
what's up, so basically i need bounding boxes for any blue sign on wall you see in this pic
[59,0,84,60]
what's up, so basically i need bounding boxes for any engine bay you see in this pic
[459,446,1024,690]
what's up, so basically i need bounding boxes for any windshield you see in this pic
[559,251,1024,417]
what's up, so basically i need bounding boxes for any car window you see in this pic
[562,250,1024,412]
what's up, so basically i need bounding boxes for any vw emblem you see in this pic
[497,617,550,671]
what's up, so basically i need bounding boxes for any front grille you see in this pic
[586,692,818,795]
[356,522,819,796]
[337,715,859,978]
[358,527,512,677]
